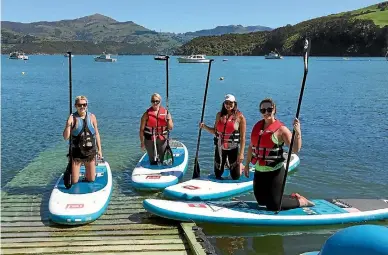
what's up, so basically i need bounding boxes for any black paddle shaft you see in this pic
[276,39,311,213]
[192,59,214,179]
[165,55,170,110]
[64,51,73,189]
[164,55,174,164]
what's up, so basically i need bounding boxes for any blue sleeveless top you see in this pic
[71,112,95,136]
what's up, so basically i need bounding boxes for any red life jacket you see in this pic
[144,106,168,141]
[215,112,240,150]
[250,119,284,167]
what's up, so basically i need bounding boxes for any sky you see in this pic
[1,0,384,33]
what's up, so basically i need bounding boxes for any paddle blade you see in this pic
[163,145,174,166]
[193,158,200,179]
[303,38,311,71]
[64,162,72,189]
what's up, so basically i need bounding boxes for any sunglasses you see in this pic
[77,103,87,108]
[224,101,234,106]
[260,107,273,114]
[151,100,160,104]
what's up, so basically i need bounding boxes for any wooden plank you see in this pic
[1,239,186,248]
[1,200,147,208]
[0,234,184,243]
[1,224,176,233]
[180,223,206,255]
[1,243,188,255]
[1,208,146,217]
[1,229,180,238]
[1,203,145,212]
[1,212,151,222]
[0,196,147,204]
[1,217,170,227]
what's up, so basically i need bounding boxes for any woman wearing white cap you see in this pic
[199,94,246,180]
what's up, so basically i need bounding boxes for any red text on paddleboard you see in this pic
[146,175,161,179]
[183,185,200,190]
[188,203,207,208]
[66,204,84,209]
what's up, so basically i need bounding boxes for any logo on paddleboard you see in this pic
[146,175,161,179]
[183,185,200,190]
[66,204,84,209]
[188,203,207,208]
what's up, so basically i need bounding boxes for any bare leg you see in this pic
[72,161,82,184]
[85,159,96,182]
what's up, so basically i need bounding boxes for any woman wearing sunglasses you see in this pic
[139,93,173,165]
[244,98,314,210]
[199,94,246,180]
[63,95,103,183]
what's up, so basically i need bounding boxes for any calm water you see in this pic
[2,55,388,254]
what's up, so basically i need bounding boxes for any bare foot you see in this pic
[292,193,315,207]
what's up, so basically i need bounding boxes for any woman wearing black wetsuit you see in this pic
[244,98,314,211]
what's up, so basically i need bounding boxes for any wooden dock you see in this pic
[1,192,214,255]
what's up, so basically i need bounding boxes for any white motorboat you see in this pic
[94,53,117,62]
[264,51,283,59]
[177,54,211,63]
[9,51,29,60]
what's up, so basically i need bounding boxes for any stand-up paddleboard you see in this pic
[49,159,112,225]
[163,152,300,201]
[143,198,388,226]
[132,140,189,190]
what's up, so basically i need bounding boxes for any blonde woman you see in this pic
[63,95,103,183]
[139,93,173,165]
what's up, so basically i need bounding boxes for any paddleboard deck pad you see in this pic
[143,198,388,226]
[163,153,299,201]
[49,160,113,225]
[132,140,189,190]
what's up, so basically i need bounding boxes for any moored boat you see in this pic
[264,51,283,59]
[9,51,29,60]
[177,54,211,63]
[94,52,117,62]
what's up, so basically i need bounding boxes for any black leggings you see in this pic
[214,146,240,180]
[253,166,300,211]
[144,138,167,165]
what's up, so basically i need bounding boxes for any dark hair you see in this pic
[259,98,277,115]
[220,101,239,117]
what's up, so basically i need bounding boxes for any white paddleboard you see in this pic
[143,198,388,226]
[48,159,113,225]
[163,152,300,201]
[132,140,189,190]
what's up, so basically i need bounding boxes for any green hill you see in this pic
[176,2,388,56]
[1,14,271,55]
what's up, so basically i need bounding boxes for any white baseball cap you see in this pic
[224,94,236,102]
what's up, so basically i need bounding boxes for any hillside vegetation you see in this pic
[0,14,270,55]
[176,2,388,56]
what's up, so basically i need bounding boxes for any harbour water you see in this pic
[2,55,387,254]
